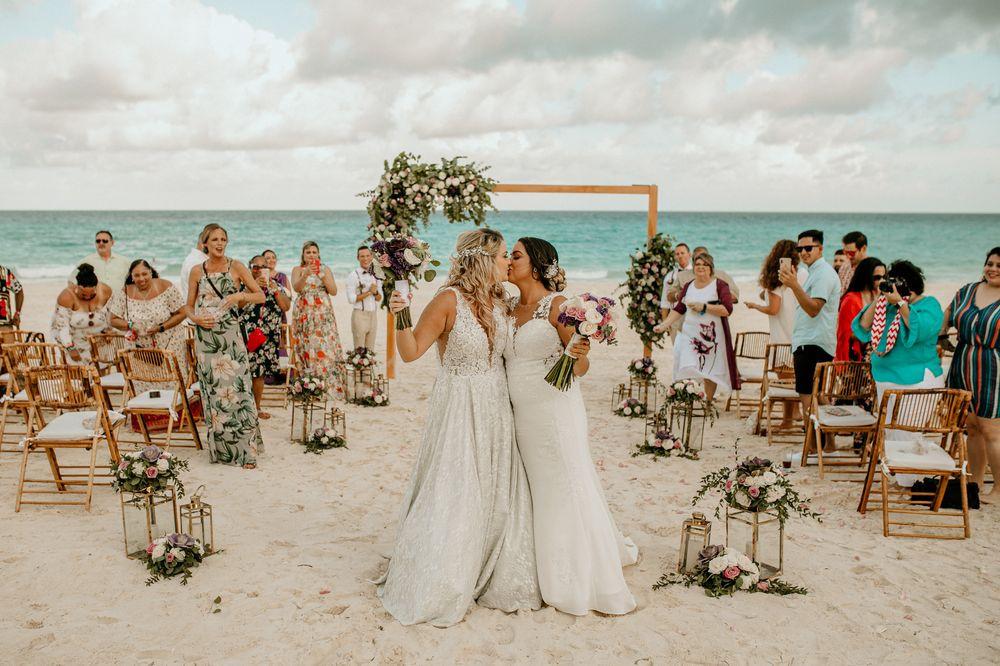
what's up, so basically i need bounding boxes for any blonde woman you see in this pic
[291,241,347,398]
[375,228,541,627]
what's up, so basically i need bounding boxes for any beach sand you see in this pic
[2,277,998,664]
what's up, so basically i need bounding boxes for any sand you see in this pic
[2,277,998,665]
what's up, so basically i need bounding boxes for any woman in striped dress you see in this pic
[944,247,1000,500]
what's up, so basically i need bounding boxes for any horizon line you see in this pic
[1,209,997,215]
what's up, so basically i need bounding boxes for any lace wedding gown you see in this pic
[376,287,541,626]
[506,294,638,616]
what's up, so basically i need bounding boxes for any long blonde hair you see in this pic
[300,241,320,266]
[446,228,506,345]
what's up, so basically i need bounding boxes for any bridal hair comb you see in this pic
[454,247,491,260]
[544,260,559,279]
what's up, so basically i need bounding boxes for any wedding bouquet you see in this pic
[632,428,697,460]
[628,357,657,380]
[369,234,440,329]
[140,533,205,585]
[110,445,189,498]
[357,385,389,407]
[303,427,347,454]
[345,346,377,370]
[614,397,646,419]
[545,293,619,390]
[288,375,326,403]
[693,456,822,523]
[654,545,808,597]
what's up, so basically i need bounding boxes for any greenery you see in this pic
[303,427,347,455]
[140,533,205,585]
[619,233,677,350]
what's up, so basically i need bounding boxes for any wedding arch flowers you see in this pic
[620,233,677,350]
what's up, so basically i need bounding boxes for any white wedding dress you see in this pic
[375,287,541,627]
[505,294,638,616]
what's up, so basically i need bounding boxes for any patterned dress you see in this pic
[946,281,1000,418]
[292,268,346,398]
[51,303,111,364]
[239,285,286,379]
[195,263,263,466]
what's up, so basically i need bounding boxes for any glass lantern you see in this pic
[669,402,709,454]
[677,512,712,573]
[373,374,389,402]
[628,375,658,414]
[180,485,215,555]
[726,507,784,579]
[326,407,347,442]
[345,365,374,403]
[120,487,178,558]
[290,397,326,443]
[611,383,627,411]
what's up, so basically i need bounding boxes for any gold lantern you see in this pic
[290,396,326,443]
[677,512,712,573]
[726,507,784,580]
[345,365,374,403]
[326,406,347,442]
[668,402,710,454]
[611,382,627,411]
[628,375,658,414]
[120,487,178,558]
[180,485,215,555]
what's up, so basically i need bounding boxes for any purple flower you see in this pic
[167,533,195,548]
[140,445,162,463]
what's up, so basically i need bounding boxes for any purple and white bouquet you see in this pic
[288,374,326,404]
[654,545,808,597]
[369,234,440,329]
[357,385,389,407]
[614,397,646,419]
[628,357,657,380]
[303,426,347,454]
[633,428,697,460]
[693,456,822,524]
[345,346,377,370]
[545,293,619,390]
[110,445,189,497]
[141,533,205,585]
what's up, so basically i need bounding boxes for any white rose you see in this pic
[634,361,643,369]
[737,574,754,590]
[708,557,727,575]
[765,486,786,502]
[169,547,185,562]
[131,462,145,475]
[623,407,632,415]
[151,544,166,559]
[579,321,599,336]
[403,249,422,266]
[761,471,777,486]
[375,394,384,404]
[584,308,603,324]
[737,553,753,569]
[156,458,169,471]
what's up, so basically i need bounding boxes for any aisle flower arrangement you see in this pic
[620,233,677,350]
[345,346,377,370]
[111,445,189,498]
[288,375,327,403]
[140,533,205,585]
[303,427,347,454]
[614,397,646,419]
[692,456,822,523]
[356,385,389,407]
[369,233,439,329]
[662,378,719,421]
[632,428,697,460]
[628,357,657,380]
[545,293,619,390]
[653,545,807,597]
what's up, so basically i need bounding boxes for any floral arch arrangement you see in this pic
[620,233,677,350]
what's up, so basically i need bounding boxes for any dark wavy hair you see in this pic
[758,239,799,292]
[517,237,567,292]
[886,259,925,296]
[845,257,885,296]
[125,259,159,286]
[75,263,99,288]
[986,247,1000,264]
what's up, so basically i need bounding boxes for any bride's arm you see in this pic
[548,295,591,377]
[389,289,455,363]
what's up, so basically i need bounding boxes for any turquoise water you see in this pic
[0,210,995,283]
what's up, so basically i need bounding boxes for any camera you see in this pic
[879,276,910,297]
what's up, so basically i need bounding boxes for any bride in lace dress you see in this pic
[506,237,638,616]
[375,229,541,627]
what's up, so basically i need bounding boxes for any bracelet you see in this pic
[158,324,165,333]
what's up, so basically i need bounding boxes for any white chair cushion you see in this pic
[767,386,799,399]
[0,372,9,383]
[2,389,29,404]
[126,389,194,410]
[816,405,877,428]
[884,439,956,471]
[278,357,290,370]
[35,410,126,441]
[190,382,200,393]
[100,372,126,389]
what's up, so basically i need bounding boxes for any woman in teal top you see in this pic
[852,260,944,403]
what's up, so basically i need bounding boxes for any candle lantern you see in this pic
[726,507,784,580]
[628,375,659,414]
[345,365,375,403]
[120,487,178,558]
[611,383,627,412]
[326,406,347,442]
[677,512,712,573]
[668,402,709,454]
[290,397,326,443]
[179,485,215,555]
[371,374,389,405]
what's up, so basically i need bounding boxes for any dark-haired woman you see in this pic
[505,237,638,617]
[746,239,808,344]
[944,247,1000,500]
[51,263,113,364]
[836,257,886,362]
[108,259,187,367]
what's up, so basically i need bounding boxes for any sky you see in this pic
[0,0,998,212]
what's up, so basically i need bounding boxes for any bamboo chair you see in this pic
[726,331,769,417]
[87,333,131,408]
[857,388,972,539]
[119,348,202,451]
[801,362,878,479]
[261,323,294,408]
[15,365,124,511]
[1,343,66,453]
[753,343,802,445]
[0,330,45,399]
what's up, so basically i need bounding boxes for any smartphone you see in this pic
[261,268,270,282]
[149,390,161,399]
[779,257,792,273]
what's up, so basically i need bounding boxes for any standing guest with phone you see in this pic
[346,245,383,350]
[835,257,885,362]
[291,241,347,399]
[185,224,265,469]
[240,255,290,419]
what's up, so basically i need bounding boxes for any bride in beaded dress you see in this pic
[375,229,540,627]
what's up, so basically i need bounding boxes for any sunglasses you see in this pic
[95,239,110,244]
[797,244,819,253]
[250,265,266,271]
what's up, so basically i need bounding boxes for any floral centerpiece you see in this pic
[303,427,347,454]
[653,545,807,597]
[632,428,697,460]
[345,346,378,370]
[287,374,327,403]
[663,378,709,408]
[628,357,657,380]
[356,384,389,407]
[620,233,677,350]
[369,234,439,329]
[111,445,189,498]
[545,293,619,390]
[614,397,646,419]
[140,533,205,585]
[692,456,822,523]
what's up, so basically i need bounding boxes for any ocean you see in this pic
[0,210,994,285]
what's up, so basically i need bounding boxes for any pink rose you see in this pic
[118,462,127,470]
[748,486,760,498]
[723,566,740,580]
[166,553,175,563]
[145,543,155,555]
[757,581,770,592]
[145,466,158,478]
[673,441,681,449]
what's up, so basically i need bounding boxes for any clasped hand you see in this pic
[567,337,590,359]
[388,291,410,314]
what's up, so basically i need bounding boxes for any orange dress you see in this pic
[292,268,346,398]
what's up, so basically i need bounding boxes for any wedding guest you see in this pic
[944,247,1000,500]
[833,249,847,273]
[108,259,188,366]
[262,248,291,384]
[836,257,885,362]
[658,242,693,342]
[838,231,869,292]
[346,245,382,350]
[262,249,290,291]
[746,239,808,344]
[292,241,347,399]
[240,255,291,419]
[185,224,264,469]
[51,263,112,365]
[71,230,131,290]
[179,224,214,302]
[0,264,24,331]
[780,230,841,423]
[653,252,740,401]
[671,245,741,303]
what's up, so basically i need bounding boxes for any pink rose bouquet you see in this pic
[110,444,189,497]
[140,533,205,585]
[545,292,619,391]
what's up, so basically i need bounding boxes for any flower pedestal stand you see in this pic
[290,399,326,443]
[121,487,179,559]
[725,508,783,580]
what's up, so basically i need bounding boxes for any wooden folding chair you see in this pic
[726,331,769,417]
[753,343,801,445]
[280,323,299,408]
[801,362,878,479]
[858,388,972,539]
[119,348,202,451]
[15,365,124,511]
[1,342,66,453]
[88,333,131,408]
[0,330,45,400]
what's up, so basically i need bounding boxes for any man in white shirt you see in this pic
[70,230,131,289]
[179,224,213,302]
[346,246,383,349]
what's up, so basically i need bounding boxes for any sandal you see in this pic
[258,411,271,420]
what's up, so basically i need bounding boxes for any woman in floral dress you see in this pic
[185,224,265,469]
[240,255,291,419]
[291,241,347,399]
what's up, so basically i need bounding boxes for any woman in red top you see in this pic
[836,257,885,361]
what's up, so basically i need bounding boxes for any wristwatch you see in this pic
[158,324,165,333]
